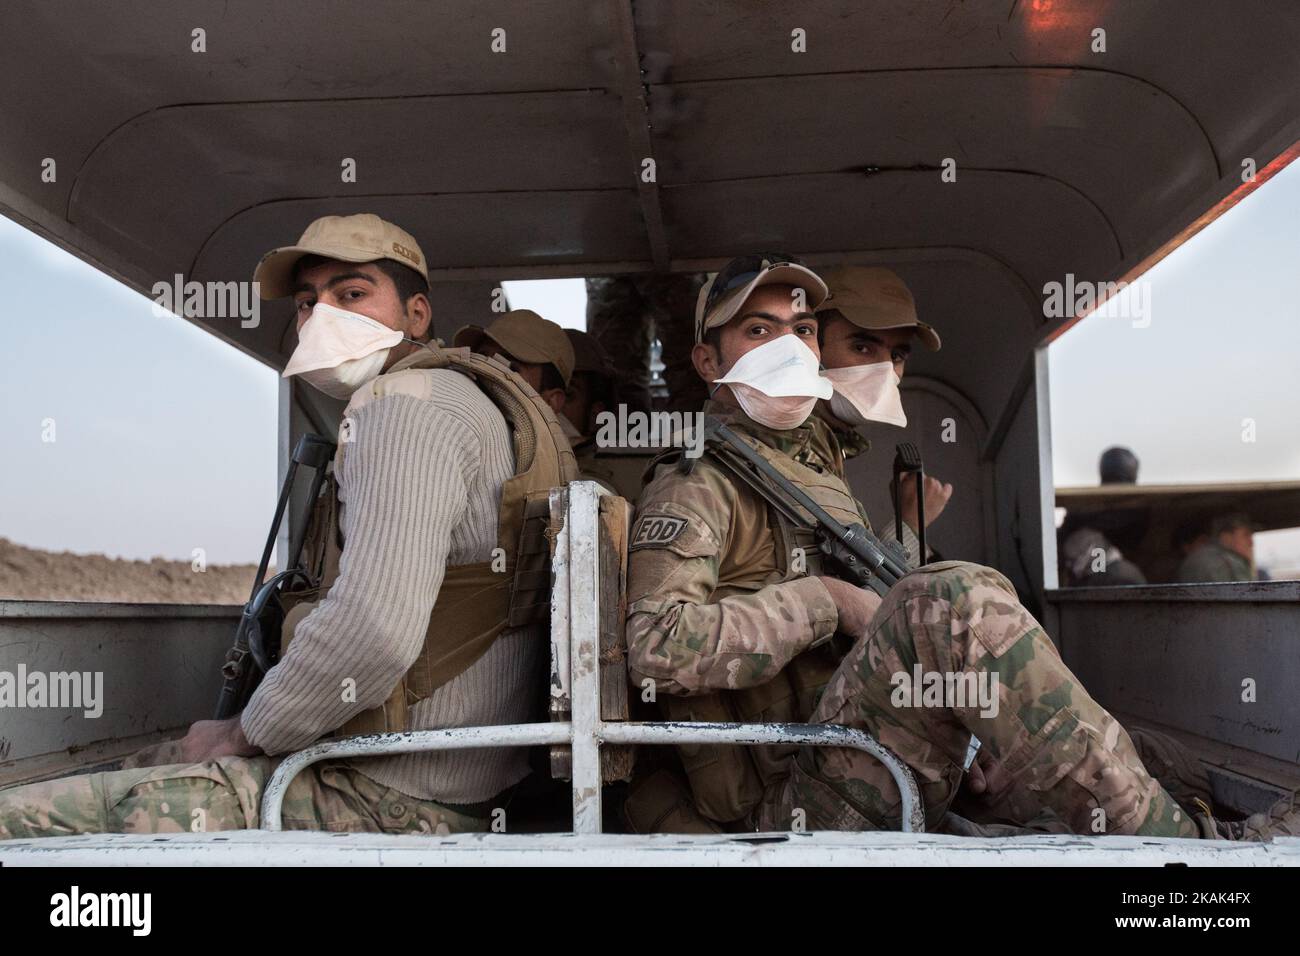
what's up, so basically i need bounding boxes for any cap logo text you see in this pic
[392,242,421,266]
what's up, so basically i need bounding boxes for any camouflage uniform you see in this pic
[762,561,1193,836]
[821,411,872,465]
[625,403,860,828]
[585,274,705,413]
[625,404,1198,838]
[823,404,1214,833]
[0,753,488,839]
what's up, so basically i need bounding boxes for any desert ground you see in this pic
[0,537,255,604]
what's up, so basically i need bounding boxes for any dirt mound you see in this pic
[0,537,259,604]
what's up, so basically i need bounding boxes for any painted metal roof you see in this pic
[0,3,1295,425]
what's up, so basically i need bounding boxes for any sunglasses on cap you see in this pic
[702,252,807,320]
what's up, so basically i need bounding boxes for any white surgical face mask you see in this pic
[823,361,907,428]
[713,334,832,430]
[282,303,406,400]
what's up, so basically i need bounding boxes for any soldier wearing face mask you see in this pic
[619,255,1290,842]
[810,268,1208,831]
[0,214,577,839]
[620,254,849,832]
[814,266,952,565]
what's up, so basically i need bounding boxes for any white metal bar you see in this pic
[261,482,925,839]
[548,487,572,720]
[1034,346,1059,592]
[260,724,570,831]
[260,720,924,834]
[6,830,1283,867]
[566,481,606,833]
[601,722,924,833]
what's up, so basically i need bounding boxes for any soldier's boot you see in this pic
[783,561,1200,838]
[1191,790,1300,841]
[623,766,725,834]
[939,807,1072,837]
[1128,727,1214,811]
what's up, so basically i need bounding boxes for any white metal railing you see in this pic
[261,481,923,833]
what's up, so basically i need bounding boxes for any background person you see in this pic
[1177,512,1261,583]
[814,265,951,565]
[454,309,575,420]
[0,214,565,837]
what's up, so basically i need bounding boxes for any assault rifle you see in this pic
[702,418,909,596]
[213,433,335,719]
[703,419,983,768]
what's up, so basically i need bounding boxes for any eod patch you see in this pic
[630,514,688,550]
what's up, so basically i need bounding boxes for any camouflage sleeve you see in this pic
[624,461,840,697]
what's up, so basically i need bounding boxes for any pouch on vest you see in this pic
[279,343,577,737]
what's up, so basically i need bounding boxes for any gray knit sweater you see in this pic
[241,370,540,805]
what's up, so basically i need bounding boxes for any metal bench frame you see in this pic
[262,481,923,833]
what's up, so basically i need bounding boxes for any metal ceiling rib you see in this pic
[611,0,670,269]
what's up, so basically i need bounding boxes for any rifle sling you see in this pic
[704,442,818,532]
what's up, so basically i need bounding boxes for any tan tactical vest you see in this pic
[657,422,869,826]
[279,343,578,737]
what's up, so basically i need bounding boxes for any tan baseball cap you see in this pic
[453,310,575,387]
[816,266,941,351]
[253,213,428,300]
[695,256,829,343]
[565,329,616,378]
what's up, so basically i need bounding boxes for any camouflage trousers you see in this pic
[761,561,1200,838]
[0,752,489,840]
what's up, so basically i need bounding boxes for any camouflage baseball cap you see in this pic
[453,309,575,387]
[254,213,427,299]
[695,254,829,343]
[816,266,941,351]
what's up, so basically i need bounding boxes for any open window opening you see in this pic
[1045,153,1300,588]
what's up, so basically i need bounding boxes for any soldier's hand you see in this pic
[818,576,884,638]
[897,473,953,533]
[179,716,261,764]
[965,748,1012,801]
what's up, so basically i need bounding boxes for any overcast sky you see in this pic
[1048,158,1300,568]
[1,160,1297,568]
